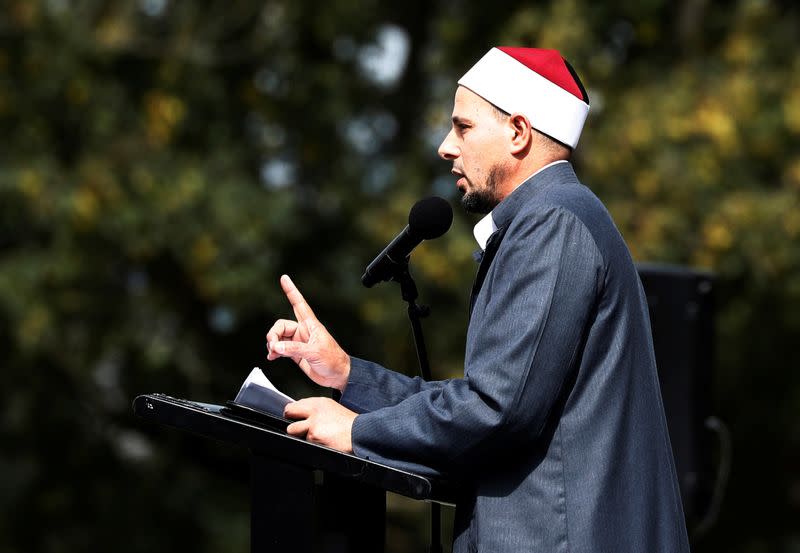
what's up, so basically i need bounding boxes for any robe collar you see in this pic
[472,159,569,250]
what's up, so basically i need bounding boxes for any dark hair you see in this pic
[490,103,510,120]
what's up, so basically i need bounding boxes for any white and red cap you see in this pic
[458,47,590,148]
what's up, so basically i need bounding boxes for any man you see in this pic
[267,47,690,552]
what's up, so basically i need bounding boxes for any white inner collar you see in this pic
[473,212,497,250]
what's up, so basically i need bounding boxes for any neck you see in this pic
[498,153,569,199]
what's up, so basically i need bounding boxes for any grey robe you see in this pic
[341,162,690,553]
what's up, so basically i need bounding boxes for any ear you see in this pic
[508,113,532,155]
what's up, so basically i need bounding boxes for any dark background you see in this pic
[1,1,798,552]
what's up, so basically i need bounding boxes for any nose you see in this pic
[438,129,459,160]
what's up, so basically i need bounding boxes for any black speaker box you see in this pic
[637,263,714,526]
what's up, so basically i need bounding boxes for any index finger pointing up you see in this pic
[280,274,317,322]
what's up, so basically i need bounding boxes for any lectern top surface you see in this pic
[134,393,457,503]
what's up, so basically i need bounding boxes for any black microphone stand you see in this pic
[389,259,442,553]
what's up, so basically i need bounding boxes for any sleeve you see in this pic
[339,357,450,414]
[349,207,605,476]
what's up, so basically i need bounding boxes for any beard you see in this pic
[459,164,506,214]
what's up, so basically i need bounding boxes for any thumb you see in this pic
[272,340,314,360]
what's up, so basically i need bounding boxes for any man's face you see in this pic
[438,86,510,214]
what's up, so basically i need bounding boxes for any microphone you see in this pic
[361,196,453,288]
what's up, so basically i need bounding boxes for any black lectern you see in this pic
[134,393,453,553]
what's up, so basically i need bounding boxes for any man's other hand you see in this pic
[284,397,356,453]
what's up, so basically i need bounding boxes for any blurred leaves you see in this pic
[0,0,799,552]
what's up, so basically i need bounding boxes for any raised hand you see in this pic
[266,275,351,391]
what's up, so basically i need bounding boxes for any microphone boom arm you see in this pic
[386,259,441,553]
[392,262,432,382]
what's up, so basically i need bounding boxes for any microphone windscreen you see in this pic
[408,196,453,240]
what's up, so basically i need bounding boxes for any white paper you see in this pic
[233,367,295,417]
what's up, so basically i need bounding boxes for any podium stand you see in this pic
[133,393,454,553]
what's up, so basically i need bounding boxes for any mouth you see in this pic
[451,168,467,189]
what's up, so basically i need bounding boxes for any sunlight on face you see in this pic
[438,87,511,214]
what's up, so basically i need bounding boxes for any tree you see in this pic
[0,1,798,551]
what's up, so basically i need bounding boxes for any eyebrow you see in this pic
[452,116,472,125]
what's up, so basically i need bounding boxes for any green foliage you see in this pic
[0,0,798,552]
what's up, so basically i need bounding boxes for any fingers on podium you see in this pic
[284,399,313,421]
[286,419,309,437]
